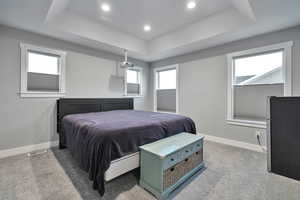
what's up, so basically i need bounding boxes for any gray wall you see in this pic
[150,25,300,145]
[0,25,151,151]
[2,24,300,150]
[157,89,176,112]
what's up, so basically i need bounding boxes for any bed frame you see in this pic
[57,98,139,181]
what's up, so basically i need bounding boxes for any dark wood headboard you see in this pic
[57,98,134,134]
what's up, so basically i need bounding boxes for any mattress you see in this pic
[62,110,196,195]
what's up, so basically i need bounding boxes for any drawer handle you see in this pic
[170,167,175,172]
[170,158,174,161]
[185,150,189,153]
[197,144,200,147]
[185,158,189,162]
[196,151,199,155]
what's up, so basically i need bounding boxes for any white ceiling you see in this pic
[0,0,300,62]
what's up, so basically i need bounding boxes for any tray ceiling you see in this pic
[67,0,232,40]
[0,0,300,61]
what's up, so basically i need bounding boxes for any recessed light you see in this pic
[187,1,196,9]
[101,3,111,12]
[144,25,151,32]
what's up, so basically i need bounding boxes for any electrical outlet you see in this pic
[254,129,266,150]
[255,130,267,151]
[255,130,261,139]
[255,130,263,147]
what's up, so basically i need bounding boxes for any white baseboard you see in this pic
[0,141,59,159]
[201,134,266,153]
[0,134,265,159]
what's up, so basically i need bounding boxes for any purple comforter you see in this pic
[62,110,196,195]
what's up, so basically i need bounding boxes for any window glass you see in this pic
[28,51,59,75]
[127,69,139,84]
[234,51,283,85]
[157,69,176,89]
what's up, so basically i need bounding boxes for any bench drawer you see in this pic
[163,152,181,169]
[193,140,203,151]
[163,141,203,169]
[181,144,194,158]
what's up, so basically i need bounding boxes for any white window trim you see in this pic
[20,43,66,98]
[124,66,143,97]
[227,41,293,129]
[153,64,179,114]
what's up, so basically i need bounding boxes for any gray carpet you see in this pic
[1,141,300,200]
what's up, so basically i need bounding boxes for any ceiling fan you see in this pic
[120,49,134,68]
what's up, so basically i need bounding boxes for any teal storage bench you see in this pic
[139,133,204,199]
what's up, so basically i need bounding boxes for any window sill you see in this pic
[156,88,176,91]
[20,92,66,98]
[123,95,143,98]
[234,83,284,87]
[227,118,267,129]
[156,110,178,115]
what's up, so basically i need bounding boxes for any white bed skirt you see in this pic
[104,152,140,181]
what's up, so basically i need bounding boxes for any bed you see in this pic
[57,98,196,196]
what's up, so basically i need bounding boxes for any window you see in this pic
[234,51,283,85]
[20,43,66,97]
[127,69,139,84]
[28,51,59,75]
[125,67,142,96]
[227,42,293,128]
[154,65,179,113]
[157,69,176,89]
